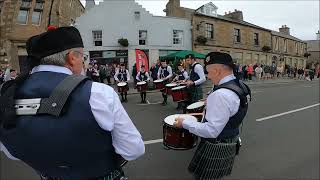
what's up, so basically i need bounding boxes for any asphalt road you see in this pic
[1,80,319,180]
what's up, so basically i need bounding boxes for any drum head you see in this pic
[166,83,177,87]
[154,79,164,83]
[187,101,205,110]
[137,81,146,85]
[117,82,127,87]
[164,114,197,126]
[172,86,186,90]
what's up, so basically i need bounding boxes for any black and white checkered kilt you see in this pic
[188,139,237,180]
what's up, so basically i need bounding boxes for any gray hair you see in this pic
[40,48,82,66]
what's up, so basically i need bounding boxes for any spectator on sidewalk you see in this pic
[242,65,248,81]
[297,67,304,80]
[255,64,263,81]
[99,65,107,84]
[247,64,254,80]
[105,64,112,85]
[263,65,271,80]
[277,65,283,78]
[271,62,277,79]
[91,64,100,82]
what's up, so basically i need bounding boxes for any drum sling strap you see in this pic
[0,75,89,129]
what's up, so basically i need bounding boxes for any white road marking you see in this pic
[256,103,320,122]
[144,139,163,145]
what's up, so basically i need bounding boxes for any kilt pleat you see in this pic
[188,140,237,180]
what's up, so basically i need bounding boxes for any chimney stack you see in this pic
[316,30,320,40]
[224,9,243,21]
[85,0,95,11]
[279,25,290,35]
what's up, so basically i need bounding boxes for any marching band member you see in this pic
[114,63,130,102]
[174,52,251,180]
[157,59,173,106]
[136,65,150,104]
[173,63,189,110]
[0,26,144,180]
[185,54,206,106]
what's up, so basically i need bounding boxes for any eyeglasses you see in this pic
[67,50,89,62]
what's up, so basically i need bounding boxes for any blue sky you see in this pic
[80,0,319,40]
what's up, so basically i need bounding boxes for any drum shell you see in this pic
[154,81,165,90]
[171,87,188,102]
[165,84,177,95]
[186,106,205,122]
[117,84,129,93]
[163,122,197,150]
[137,83,148,92]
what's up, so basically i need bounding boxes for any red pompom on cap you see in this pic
[47,25,57,31]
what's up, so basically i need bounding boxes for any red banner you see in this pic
[135,49,149,72]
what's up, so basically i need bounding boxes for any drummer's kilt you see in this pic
[188,138,238,180]
[188,85,203,103]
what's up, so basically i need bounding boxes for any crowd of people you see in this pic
[233,62,320,81]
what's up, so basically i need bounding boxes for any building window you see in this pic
[205,23,214,39]
[139,30,147,45]
[34,0,44,10]
[134,11,140,20]
[234,28,241,43]
[284,39,288,52]
[173,30,183,45]
[17,9,29,24]
[32,11,42,25]
[253,33,259,46]
[20,0,32,9]
[275,37,279,51]
[295,42,298,54]
[92,30,102,46]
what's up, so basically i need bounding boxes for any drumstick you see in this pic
[187,113,204,116]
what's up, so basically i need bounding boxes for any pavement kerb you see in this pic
[115,79,316,96]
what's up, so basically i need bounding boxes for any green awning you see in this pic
[160,50,206,61]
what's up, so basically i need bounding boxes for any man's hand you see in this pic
[186,80,194,86]
[173,117,184,128]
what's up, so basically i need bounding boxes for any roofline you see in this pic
[152,15,190,21]
[194,12,271,32]
[77,0,85,9]
[271,31,305,43]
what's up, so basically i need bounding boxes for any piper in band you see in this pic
[185,54,206,109]
[114,63,130,102]
[0,27,145,180]
[136,65,150,104]
[157,59,173,106]
[174,52,251,180]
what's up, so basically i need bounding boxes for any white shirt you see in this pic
[157,65,173,80]
[136,71,150,82]
[174,69,189,81]
[1,65,145,161]
[114,69,130,82]
[191,62,206,86]
[182,74,240,138]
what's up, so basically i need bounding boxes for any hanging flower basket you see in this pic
[262,45,271,52]
[196,35,207,45]
[118,38,129,47]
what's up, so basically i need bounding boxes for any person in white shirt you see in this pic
[157,59,173,106]
[114,63,131,102]
[255,64,263,80]
[136,65,150,103]
[174,52,251,180]
[185,54,206,111]
[173,63,189,110]
[0,26,144,180]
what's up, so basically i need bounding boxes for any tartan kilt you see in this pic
[188,140,237,180]
[188,85,203,103]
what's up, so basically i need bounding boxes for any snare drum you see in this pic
[117,82,129,93]
[163,114,198,150]
[154,79,165,90]
[186,101,205,121]
[136,81,147,92]
[165,83,178,95]
[171,86,188,102]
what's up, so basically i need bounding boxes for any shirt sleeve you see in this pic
[166,66,173,79]
[114,70,119,81]
[157,68,161,79]
[146,72,150,81]
[194,64,206,86]
[90,83,145,160]
[0,142,20,160]
[182,89,240,138]
[136,72,141,81]
[126,70,130,81]
[183,71,189,80]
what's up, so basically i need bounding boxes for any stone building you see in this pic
[0,0,85,72]
[76,0,191,74]
[165,0,307,67]
[306,31,320,64]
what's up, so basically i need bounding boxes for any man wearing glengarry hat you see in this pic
[0,27,144,180]
[174,52,251,180]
